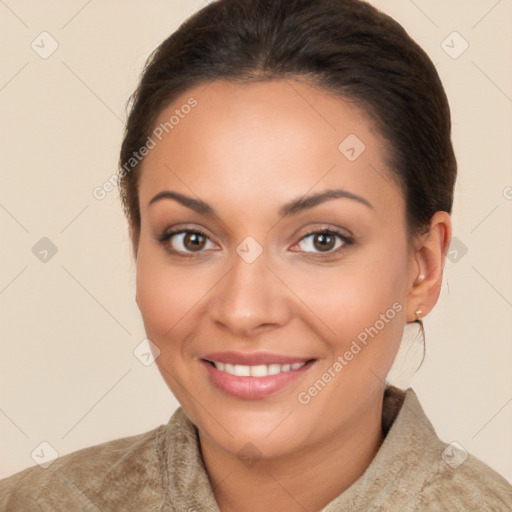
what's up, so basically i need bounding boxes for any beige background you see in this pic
[1,0,511,483]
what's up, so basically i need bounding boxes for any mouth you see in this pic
[199,352,317,399]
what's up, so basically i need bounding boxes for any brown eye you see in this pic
[182,232,207,251]
[158,229,214,256]
[296,229,350,255]
[313,232,336,252]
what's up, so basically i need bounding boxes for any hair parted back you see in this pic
[119,0,456,241]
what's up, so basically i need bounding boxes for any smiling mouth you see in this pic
[203,359,316,377]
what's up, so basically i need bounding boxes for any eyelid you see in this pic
[156,222,216,243]
[296,224,353,241]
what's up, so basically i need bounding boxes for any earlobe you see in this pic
[407,211,452,322]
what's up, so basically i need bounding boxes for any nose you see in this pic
[208,248,292,338]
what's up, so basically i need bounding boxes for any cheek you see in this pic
[283,244,409,392]
[134,239,219,364]
[135,243,196,341]
[134,246,203,399]
[135,256,170,336]
[284,246,408,339]
[288,253,408,418]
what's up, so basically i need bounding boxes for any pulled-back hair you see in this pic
[119,0,456,240]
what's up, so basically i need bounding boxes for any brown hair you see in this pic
[119,0,456,242]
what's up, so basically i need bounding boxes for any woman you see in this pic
[1,0,511,510]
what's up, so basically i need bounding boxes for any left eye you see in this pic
[295,229,349,254]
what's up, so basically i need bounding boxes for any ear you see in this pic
[406,211,452,322]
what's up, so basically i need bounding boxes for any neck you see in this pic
[199,390,385,512]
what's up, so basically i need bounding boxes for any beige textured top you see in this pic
[1,386,511,511]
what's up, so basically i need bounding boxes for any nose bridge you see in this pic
[209,244,291,336]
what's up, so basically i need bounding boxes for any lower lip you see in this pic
[201,360,315,400]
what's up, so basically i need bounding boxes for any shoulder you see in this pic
[391,388,512,510]
[416,449,512,510]
[0,424,167,511]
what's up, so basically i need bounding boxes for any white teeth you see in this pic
[250,365,268,377]
[267,364,282,375]
[233,364,251,377]
[212,361,307,377]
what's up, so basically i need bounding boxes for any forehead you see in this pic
[137,79,402,217]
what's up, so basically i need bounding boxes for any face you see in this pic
[134,79,416,459]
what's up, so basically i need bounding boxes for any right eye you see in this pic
[158,229,216,257]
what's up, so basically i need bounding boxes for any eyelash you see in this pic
[157,227,353,260]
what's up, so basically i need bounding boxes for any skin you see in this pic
[132,79,451,512]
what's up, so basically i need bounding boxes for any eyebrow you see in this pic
[148,188,373,218]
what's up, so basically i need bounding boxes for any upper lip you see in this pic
[201,351,314,366]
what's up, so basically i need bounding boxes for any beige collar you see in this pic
[159,386,445,510]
